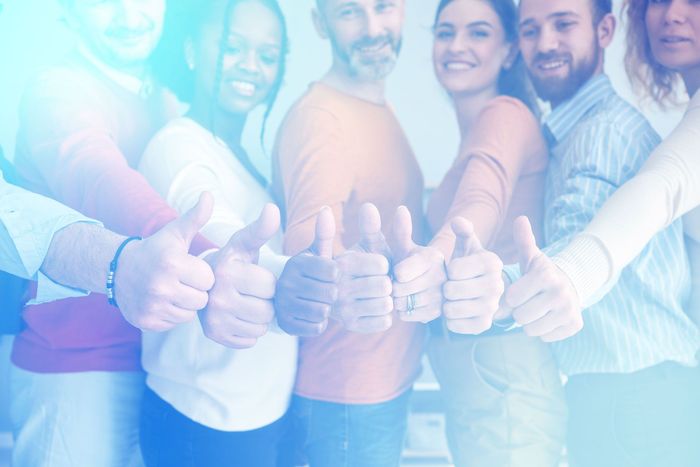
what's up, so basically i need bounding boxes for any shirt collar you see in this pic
[78,43,153,98]
[544,74,613,144]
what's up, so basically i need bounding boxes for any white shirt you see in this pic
[0,172,99,303]
[555,89,700,306]
[138,117,297,431]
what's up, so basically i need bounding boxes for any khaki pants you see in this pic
[428,331,567,467]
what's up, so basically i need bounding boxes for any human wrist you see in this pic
[551,234,611,306]
[107,236,142,308]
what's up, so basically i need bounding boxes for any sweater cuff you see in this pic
[551,234,613,307]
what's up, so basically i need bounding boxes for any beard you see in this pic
[529,44,600,104]
[329,31,402,82]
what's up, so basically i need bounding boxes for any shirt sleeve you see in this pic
[275,106,355,256]
[554,94,700,305]
[506,122,648,305]
[0,176,101,303]
[430,98,542,258]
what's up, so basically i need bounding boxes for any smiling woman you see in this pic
[136,1,304,466]
[425,1,566,466]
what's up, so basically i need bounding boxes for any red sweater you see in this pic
[12,53,211,373]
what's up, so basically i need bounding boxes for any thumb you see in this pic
[390,205,416,262]
[358,203,389,255]
[513,216,541,273]
[310,206,336,258]
[223,203,281,260]
[163,192,214,246]
[450,217,483,260]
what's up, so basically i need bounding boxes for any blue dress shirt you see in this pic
[505,74,700,375]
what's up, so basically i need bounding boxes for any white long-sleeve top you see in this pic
[138,117,296,431]
[555,89,700,306]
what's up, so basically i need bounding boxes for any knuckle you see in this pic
[206,295,226,312]
[380,277,393,296]
[442,282,456,301]
[485,254,503,271]
[472,317,492,334]
[443,302,463,320]
[378,314,393,331]
[382,296,394,313]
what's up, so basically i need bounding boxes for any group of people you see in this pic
[1,0,700,466]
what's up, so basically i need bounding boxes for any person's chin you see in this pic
[222,99,259,117]
[353,57,397,81]
[111,44,156,65]
[531,76,568,101]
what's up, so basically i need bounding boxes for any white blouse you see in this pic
[138,117,296,431]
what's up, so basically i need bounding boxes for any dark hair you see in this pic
[152,0,289,145]
[622,0,680,106]
[434,0,539,116]
[591,0,613,24]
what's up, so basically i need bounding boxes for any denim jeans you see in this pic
[427,330,567,467]
[566,361,700,467]
[291,389,412,467]
[10,364,145,467]
[140,386,292,467]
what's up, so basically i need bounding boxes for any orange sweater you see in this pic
[427,96,548,264]
[272,82,426,404]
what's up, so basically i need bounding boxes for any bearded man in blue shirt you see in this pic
[503,1,700,466]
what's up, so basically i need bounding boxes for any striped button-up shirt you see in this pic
[512,74,700,375]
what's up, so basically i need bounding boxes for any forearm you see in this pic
[40,222,125,294]
[554,170,682,306]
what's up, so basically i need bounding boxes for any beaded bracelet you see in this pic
[106,236,142,308]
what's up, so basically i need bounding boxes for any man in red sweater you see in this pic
[9,1,339,466]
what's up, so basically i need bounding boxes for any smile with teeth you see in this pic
[230,80,257,97]
[357,42,389,54]
[444,61,476,71]
[539,60,567,71]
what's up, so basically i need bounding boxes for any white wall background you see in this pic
[0,0,687,187]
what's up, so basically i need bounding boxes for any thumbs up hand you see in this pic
[390,206,446,324]
[332,203,394,334]
[275,207,340,337]
[442,217,504,334]
[199,203,281,348]
[505,216,582,342]
[117,192,217,331]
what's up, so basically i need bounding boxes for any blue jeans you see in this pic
[291,390,412,467]
[140,387,292,467]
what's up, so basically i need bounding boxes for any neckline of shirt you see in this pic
[174,117,269,189]
[544,74,612,145]
[312,81,390,109]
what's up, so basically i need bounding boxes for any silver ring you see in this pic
[406,294,416,315]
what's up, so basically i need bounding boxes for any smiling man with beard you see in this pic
[500,1,700,466]
[271,0,424,465]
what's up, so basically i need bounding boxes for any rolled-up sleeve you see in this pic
[0,176,101,303]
